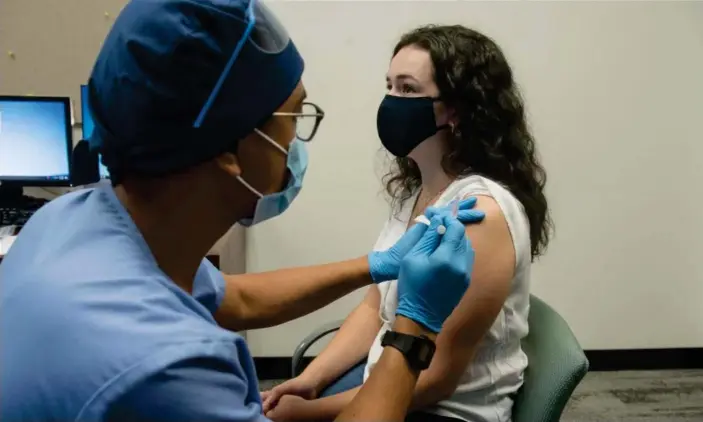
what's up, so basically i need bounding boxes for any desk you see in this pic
[0,235,17,260]
[1,221,242,273]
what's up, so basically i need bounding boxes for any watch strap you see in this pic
[381,330,436,371]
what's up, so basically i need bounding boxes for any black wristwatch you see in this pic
[381,330,436,371]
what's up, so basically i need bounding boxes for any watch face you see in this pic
[382,331,435,371]
[418,345,431,362]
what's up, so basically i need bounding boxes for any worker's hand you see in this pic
[261,375,318,414]
[424,196,486,224]
[395,214,475,333]
[368,197,484,283]
[265,394,315,422]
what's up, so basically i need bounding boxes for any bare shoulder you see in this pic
[462,194,516,281]
[437,193,518,348]
[463,195,510,240]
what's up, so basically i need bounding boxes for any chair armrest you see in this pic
[291,320,344,378]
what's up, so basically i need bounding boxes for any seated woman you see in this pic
[262,24,552,422]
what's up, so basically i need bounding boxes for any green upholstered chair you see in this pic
[512,295,589,422]
[292,295,589,422]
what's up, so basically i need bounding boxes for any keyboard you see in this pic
[1,207,37,227]
[0,197,47,227]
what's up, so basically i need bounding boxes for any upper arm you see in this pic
[216,273,246,327]
[106,358,269,422]
[425,195,516,386]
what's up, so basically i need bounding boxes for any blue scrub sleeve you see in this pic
[106,358,270,422]
[193,259,227,314]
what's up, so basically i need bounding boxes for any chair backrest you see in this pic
[513,295,589,422]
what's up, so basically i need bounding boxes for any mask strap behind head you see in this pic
[193,0,257,128]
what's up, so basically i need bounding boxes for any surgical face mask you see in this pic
[376,95,449,157]
[237,129,308,227]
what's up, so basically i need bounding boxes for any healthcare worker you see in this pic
[0,1,484,421]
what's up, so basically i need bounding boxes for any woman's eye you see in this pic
[401,83,416,93]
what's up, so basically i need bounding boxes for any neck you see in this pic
[411,136,453,198]
[114,180,240,293]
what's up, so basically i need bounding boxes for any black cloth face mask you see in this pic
[376,94,449,157]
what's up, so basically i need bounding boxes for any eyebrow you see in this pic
[289,89,307,112]
[386,74,420,84]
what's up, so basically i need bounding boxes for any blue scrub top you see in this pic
[0,185,268,421]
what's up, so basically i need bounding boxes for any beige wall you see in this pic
[2,0,703,357]
[0,1,128,116]
[0,0,245,269]
[245,0,703,356]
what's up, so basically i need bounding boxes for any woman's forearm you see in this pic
[301,288,382,391]
[304,387,360,421]
[215,257,372,331]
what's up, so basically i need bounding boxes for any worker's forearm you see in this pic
[335,348,417,422]
[335,317,433,422]
[215,257,372,331]
[404,336,466,410]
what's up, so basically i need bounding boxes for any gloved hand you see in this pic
[423,196,485,224]
[367,197,484,283]
[395,214,475,333]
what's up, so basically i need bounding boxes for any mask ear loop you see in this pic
[193,0,257,128]
[236,128,290,199]
[254,128,289,156]
[236,175,264,199]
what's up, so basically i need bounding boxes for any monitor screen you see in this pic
[0,96,72,186]
[81,85,109,180]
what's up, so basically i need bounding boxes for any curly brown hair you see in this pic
[384,25,552,260]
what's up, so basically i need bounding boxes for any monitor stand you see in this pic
[0,185,24,205]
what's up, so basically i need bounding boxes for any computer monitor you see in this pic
[0,96,73,187]
[80,85,110,180]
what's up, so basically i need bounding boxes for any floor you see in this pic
[261,370,703,421]
[563,370,703,422]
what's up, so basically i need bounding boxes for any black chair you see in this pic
[70,140,100,186]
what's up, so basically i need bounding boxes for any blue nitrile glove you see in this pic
[424,197,485,224]
[367,197,484,283]
[395,214,475,333]
[368,223,429,283]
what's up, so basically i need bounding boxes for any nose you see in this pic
[388,87,403,97]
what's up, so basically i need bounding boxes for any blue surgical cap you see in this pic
[88,0,304,177]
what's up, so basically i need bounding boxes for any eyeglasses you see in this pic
[273,102,325,142]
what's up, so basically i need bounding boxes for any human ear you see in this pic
[434,101,457,128]
[215,151,242,178]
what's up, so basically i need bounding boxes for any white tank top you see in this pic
[363,175,532,422]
